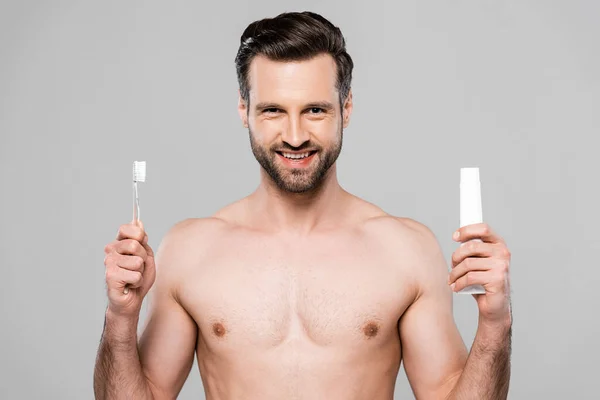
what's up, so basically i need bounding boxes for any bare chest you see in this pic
[178,235,416,350]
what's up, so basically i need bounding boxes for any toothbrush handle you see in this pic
[124,181,140,295]
[133,181,140,223]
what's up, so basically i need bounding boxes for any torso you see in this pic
[173,197,425,400]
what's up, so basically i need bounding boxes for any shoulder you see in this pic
[342,194,438,248]
[161,217,231,247]
[158,195,254,254]
[152,217,234,295]
[361,212,439,249]
[360,211,446,276]
[154,216,234,271]
[391,217,440,247]
[361,214,449,300]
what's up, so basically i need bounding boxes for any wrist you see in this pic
[104,307,140,345]
[475,314,512,350]
[478,312,512,332]
[106,303,142,322]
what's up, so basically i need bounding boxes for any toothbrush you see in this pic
[124,160,146,295]
[456,167,486,295]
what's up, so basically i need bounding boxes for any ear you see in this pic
[238,90,248,128]
[342,89,353,128]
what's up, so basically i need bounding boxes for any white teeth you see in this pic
[282,152,310,159]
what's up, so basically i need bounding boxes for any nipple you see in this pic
[212,322,227,338]
[362,321,380,338]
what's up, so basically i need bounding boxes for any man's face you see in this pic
[239,54,352,193]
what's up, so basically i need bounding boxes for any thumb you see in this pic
[142,236,153,257]
[131,219,144,230]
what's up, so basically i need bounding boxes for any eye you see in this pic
[263,108,279,114]
[308,107,324,114]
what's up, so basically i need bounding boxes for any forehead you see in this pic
[247,53,338,105]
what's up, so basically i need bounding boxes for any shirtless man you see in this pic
[94,11,512,400]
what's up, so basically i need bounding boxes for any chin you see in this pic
[273,174,316,193]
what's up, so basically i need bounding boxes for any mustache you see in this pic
[272,143,320,152]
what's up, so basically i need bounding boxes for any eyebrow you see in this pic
[254,101,336,111]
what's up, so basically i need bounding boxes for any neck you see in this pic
[249,164,348,234]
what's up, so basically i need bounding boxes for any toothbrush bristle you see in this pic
[133,161,146,182]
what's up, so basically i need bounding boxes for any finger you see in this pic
[141,239,153,259]
[104,240,118,255]
[118,269,144,288]
[139,241,155,284]
[114,254,145,273]
[115,239,148,259]
[451,271,489,292]
[453,223,504,244]
[116,223,145,243]
[451,240,494,267]
[106,262,143,289]
[449,257,493,285]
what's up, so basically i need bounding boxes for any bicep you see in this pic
[138,224,198,399]
[399,225,468,399]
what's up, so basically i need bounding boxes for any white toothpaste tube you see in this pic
[457,167,486,294]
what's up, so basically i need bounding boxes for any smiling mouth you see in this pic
[276,151,317,160]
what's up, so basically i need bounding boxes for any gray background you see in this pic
[1,0,598,399]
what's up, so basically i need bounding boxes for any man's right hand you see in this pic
[103,220,156,317]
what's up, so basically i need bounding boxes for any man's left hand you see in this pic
[448,223,512,325]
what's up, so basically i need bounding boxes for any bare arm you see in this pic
[446,318,511,399]
[94,220,199,399]
[94,309,155,399]
[445,224,513,399]
[137,224,199,399]
[398,221,468,400]
[399,220,512,399]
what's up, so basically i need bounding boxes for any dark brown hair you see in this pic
[235,11,354,107]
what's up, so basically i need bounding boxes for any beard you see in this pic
[249,127,343,194]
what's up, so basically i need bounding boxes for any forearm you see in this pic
[447,317,512,400]
[93,309,154,400]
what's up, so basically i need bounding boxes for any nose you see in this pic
[281,115,310,148]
